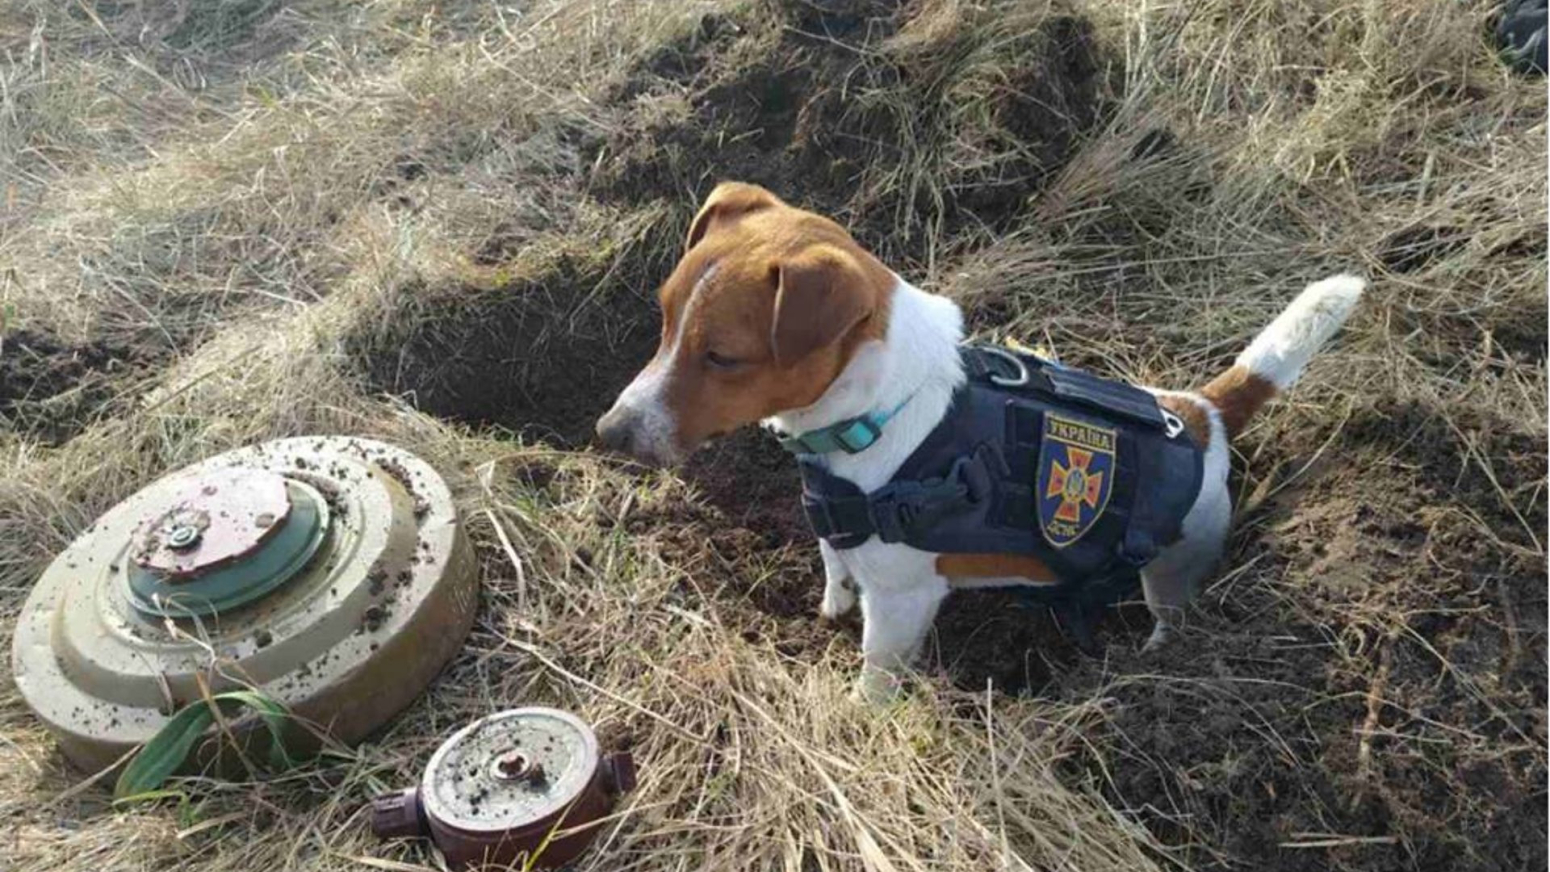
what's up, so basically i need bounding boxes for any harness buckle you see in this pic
[867,449,997,543]
[1161,409,1186,440]
[866,487,920,544]
[868,481,943,543]
[975,345,1031,388]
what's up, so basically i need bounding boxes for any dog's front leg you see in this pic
[851,558,949,704]
[818,539,857,619]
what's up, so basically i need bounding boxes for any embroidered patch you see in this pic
[1037,413,1117,548]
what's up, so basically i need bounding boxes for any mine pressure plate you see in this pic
[371,708,637,868]
[11,436,479,774]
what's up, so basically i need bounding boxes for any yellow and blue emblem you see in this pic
[1037,413,1116,548]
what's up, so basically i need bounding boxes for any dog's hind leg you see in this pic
[1140,522,1226,652]
[1142,394,1233,652]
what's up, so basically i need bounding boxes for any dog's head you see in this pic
[596,183,894,466]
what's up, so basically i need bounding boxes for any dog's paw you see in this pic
[820,575,857,620]
[850,669,903,706]
[1141,622,1175,655]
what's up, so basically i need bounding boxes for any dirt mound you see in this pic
[590,0,1108,264]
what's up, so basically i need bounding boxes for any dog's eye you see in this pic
[704,350,741,370]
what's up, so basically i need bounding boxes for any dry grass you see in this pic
[0,1,1544,871]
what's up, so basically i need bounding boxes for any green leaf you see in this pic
[112,691,300,801]
[213,690,297,771]
[114,704,216,801]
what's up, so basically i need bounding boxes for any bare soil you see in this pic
[0,329,151,444]
[1056,395,1548,871]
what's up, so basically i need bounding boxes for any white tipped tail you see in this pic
[1202,273,1364,438]
[1235,274,1365,390]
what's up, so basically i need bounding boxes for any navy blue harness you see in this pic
[790,345,1205,629]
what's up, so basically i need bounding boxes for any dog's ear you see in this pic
[686,182,779,251]
[770,243,878,368]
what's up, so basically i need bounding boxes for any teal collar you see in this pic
[775,396,913,456]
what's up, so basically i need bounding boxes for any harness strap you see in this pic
[801,446,1002,549]
[962,345,1055,391]
[962,344,1168,430]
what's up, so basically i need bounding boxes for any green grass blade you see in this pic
[112,691,300,801]
[113,703,216,801]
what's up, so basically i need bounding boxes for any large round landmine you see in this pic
[11,436,478,774]
[370,708,637,868]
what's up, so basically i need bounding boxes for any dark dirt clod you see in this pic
[362,605,387,632]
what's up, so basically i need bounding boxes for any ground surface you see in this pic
[0,1,1544,871]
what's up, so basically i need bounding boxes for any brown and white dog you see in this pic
[596,182,1363,702]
